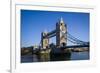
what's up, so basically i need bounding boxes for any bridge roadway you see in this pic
[32,44,89,54]
[60,44,89,49]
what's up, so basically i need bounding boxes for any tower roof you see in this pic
[44,29,48,34]
[60,17,64,23]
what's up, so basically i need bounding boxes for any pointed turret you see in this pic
[59,17,64,24]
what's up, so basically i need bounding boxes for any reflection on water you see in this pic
[39,53,50,62]
[21,55,33,63]
[21,51,89,63]
[71,52,89,60]
[50,52,71,61]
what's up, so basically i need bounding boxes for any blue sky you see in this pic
[21,10,89,47]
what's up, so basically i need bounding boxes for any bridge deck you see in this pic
[61,45,89,48]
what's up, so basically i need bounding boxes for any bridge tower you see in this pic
[41,31,49,49]
[56,17,67,47]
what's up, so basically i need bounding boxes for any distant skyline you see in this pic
[21,10,89,47]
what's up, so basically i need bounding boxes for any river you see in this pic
[21,51,89,63]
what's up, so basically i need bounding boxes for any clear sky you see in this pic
[21,10,89,47]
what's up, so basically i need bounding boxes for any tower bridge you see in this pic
[41,17,89,50]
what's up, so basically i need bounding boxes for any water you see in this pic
[71,52,89,60]
[21,51,89,63]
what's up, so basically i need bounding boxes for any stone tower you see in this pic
[56,17,67,47]
[41,31,49,49]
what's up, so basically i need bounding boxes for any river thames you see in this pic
[21,51,89,63]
